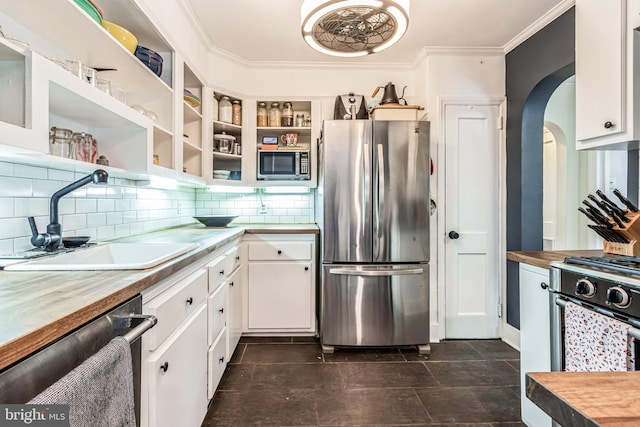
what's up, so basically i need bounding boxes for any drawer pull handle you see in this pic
[277,250,282,255]
[186,297,193,305]
[219,357,225,363]
[219,307,224,314]
[219,270,224,276]
[540,282,549,290]
[604,121,615,129]
[230,281,234,287]
[160,362,169,373]
[304,266,309,271]
[236,256,240,261]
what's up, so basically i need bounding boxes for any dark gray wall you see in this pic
[505,8,575,328]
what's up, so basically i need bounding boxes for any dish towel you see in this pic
[564,301,636,371]
[29,336,136,427]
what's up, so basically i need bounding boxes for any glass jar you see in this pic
[49,127,74,159]
[72,131,94,162]
[218,96,232,123]
[232,100,242,125]
[257,102,268,127]
[281,102,294,127]
[295,114,305,127]
[269,102,281,127]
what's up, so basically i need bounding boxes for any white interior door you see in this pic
[444,103,501,338]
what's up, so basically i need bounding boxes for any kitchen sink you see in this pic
[4,242,199,271]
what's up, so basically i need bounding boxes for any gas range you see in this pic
[550,256,640,320]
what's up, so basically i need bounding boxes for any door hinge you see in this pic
[497,303,503,318]
[497,116,504,130]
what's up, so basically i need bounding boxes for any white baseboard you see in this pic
[501,323,521,351]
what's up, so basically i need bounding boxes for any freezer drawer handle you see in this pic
[329,267,424,276]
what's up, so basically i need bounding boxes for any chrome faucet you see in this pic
[28,169,109,251]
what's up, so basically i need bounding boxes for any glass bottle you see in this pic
[281,102,294,127]
[232,100,242,125]
[269,102,281,127]
[218,96,232,123]
[295,114,305,127]
[257,102,268,127]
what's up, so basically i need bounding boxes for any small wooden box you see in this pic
[370,105,424,121]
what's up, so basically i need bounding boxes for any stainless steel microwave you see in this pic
[257,149,311,180]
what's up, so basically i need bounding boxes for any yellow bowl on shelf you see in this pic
[102,20,137,54]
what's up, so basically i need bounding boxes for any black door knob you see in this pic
[160,362,169,372]
[604,121,615,129]
[448,231,460,239]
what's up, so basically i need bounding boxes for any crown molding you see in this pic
[178,0,215,50]
[503,0,575,53]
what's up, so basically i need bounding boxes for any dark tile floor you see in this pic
[202,337,525,427]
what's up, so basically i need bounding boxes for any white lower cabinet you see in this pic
[519,263,552,427]
[248,262,312,329]
[244,234,316,334]
[207,328,228,399]
[227,265,243,358]
[141,238,242,427]
[147,305,208,427]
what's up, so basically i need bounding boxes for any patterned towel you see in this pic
[29,336,136,427]
[564,301,635,372]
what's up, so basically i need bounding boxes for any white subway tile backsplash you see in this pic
[14,197,49,217]
[0,164,316,251]
[98,199,116,212]
[14,164,47,179]
[0,198,14,218]
[0,177,32,197]
[76,199,97,214]
[0,161,14,176]
[86,213,107,228]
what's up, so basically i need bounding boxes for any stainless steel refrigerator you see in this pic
[317,120,430,354]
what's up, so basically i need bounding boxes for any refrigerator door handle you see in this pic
[376,143,385,237]
[329,267,424,276]
[363,143,370,236]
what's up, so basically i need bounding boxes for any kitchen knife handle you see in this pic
[613,188,639,212]
[596,189,625,214]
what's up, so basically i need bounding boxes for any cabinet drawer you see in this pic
[248,241,312,261]
[144,268,208,351]
[207,255,226,293]
[207,283,227,346]
[207,328,228,399]
[147,305,208,427]
[223,246,240,275]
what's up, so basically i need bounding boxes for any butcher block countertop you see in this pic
[0,223,318,371]
[526,371,640,427]
[507,250,604,269]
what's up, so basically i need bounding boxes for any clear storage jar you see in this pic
[232,100,242,125]
[257,102,268,127]
[218,96,232,123]
[281,102,294,127]
[49,127,74,159]
[269,102,281,127]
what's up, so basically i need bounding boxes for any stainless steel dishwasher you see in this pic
[0,295,155,425]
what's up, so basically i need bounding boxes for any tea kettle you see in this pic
[372,82,407,105]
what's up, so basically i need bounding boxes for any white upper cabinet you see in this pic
[576,0,640,149]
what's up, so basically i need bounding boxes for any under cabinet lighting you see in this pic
[137,176,177,190]
[208,185,254,193]
[264,186,311,194]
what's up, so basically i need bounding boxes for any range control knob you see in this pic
[575,279,596,297]
[606,286,630,307]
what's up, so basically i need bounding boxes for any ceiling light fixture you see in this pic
[301,0,410,57]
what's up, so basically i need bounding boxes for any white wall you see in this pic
[415,51,506,341]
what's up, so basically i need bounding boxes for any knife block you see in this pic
[603,211,640,256]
